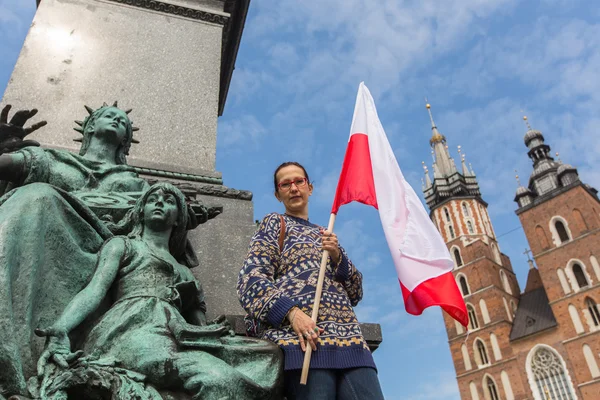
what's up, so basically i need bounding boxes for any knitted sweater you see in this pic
[237,213,376,371]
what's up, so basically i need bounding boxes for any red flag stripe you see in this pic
[400,272,468,326]
[331,133,378,214]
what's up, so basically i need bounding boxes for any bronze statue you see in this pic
[34,183,282,399]
[0,105,282,399]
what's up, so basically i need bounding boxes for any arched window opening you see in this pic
[486,377,500,400]
[469,382,480,400]
[569,304,585,334]
[459,276,469,296]
[467,220,474,234]
[468,304,479,330]
[555,220,570,243]
[454,248,463,267]
[462,202,470,216]
[527,346,576,400]
[501,371,515,400]
[536,225,550,250]
[510,300,517,318]
[444,207,451,222]
[583,344,600,378]
[573,263,589,289]
[476,339,489,366]
[557,268,571,295]
[586,298,600,327]
[449,225,455,239]
[491,243,502,265]
[500,270,512,294]
[462,344,472,371]
[572,209,587,233]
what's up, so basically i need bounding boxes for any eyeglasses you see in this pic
[278,178,308,191]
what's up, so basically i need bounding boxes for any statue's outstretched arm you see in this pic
[0,105,46,183]
[35,237,125,375]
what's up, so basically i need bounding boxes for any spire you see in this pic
[420,101,482,210]
[422,161,432,188]
[426,101,444,145]
[425,101,456,177]
[457,146,470,176]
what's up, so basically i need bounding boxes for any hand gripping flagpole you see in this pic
[300,212,336,385]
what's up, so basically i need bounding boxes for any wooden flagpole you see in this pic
[300,212,337,385]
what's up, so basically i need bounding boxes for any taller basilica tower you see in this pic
[422,107,600,400]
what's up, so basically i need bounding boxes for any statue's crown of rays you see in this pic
[73,101,140,143]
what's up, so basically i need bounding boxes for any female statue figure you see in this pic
[0,103,149,397]
[36,183,282,399]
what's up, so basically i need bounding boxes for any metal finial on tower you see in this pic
[555,152,561,162]
[425,98,436,128]
[523,115,533,131]
[515,169,521,186]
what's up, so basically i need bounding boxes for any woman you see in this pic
[237,162,384,399]
[0,103,149,396]
[36,183,282,399]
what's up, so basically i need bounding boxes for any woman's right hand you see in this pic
[35,327,82,376]
[0,105,46,153]
[287,307,324,352]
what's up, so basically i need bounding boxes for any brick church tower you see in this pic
[422,107,600,400]
[421,104,523,400]
[509,117,600,399]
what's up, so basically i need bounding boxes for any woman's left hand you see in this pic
[320,228,341,264]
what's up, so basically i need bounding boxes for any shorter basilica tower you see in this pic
[421,104,522,400]
[424,108,600,400]
[510,117,600,400]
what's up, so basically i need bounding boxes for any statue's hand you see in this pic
[0,105,47,152]
[35,327,83,376]
[209,314,235,337]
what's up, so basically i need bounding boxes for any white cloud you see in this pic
[218,114,267,148]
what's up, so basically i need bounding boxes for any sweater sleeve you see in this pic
[334,246,364,307]
[237,213,297,328]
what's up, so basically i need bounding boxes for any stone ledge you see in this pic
[226,315,383,352]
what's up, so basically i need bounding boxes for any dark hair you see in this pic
[111,182,189,261]
[273,161,310,192]
[79,106,134,165]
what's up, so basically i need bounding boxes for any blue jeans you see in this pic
[284,368,385,400]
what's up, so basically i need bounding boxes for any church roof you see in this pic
[524,266,544,292]
[509,287,557,341]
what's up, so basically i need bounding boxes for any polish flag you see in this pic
[332,82,468,326]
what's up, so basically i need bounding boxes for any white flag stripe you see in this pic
[354,82,454,291]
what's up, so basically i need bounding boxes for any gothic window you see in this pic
[454,248,463,267]
[573,263,589,289]
[572,209,588,233]
[536,225,550,250]
[468,304,479,330]
[470,382,480,400]
[586,298,600,327]
[510,300,517,318]
[555,220,570,243]
[467,220,474,234]
[449,225,455,239]
[459,275,469,296]
[462,202,470,216]
[444,207,451,222]
[500,270,512,294]
[485,376,500,400]
[491,243,502,265]
[475,339,489,366]
[527,346,576,400]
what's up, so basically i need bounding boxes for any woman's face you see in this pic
[93,107,129,145]
[143,189,179,230]
[274,165,312,215]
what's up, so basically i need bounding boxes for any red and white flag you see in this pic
[332,82,467,326]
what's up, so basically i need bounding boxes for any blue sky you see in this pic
[2,1,599,399]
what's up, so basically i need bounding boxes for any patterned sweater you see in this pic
[237,213,376,371]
